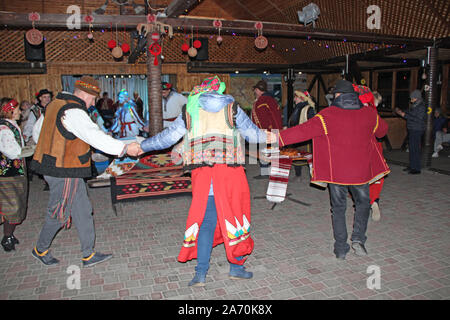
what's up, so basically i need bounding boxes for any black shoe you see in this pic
[408,169,421,174]
[11,234,19,245]
[82,252,113,268]
[351,242,368,256]
[1,236,16,252]
[32,247,60,265]
[335,253,346,260]
[402,167,410,172]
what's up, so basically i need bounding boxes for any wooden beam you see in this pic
[0,12,434,46]
[165,0,201,18]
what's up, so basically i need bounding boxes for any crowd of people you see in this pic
[0,74,446,287]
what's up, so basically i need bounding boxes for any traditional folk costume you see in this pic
[0,99,27,251]
[110,89,145,138]
[353,84,386,219]
[278,80,390,258]
[162,83,188,128]
[251,94,282,131]
[141,76,267,285]
[31,77,128,266]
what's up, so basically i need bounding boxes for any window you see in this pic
[377,72,393,111]
[395,71,411,110]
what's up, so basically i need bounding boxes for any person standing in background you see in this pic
[251,79,282,178]
[395,90,426,174]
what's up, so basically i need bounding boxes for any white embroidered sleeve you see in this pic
[62,108,126,156]
[0,126,22,159]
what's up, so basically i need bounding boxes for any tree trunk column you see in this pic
[422,46,438,168]
[147,32,163,137]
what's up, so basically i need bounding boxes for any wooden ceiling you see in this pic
[0,0,449,71]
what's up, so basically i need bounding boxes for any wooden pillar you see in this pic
[391,71,397,110]
[147,32,163,136]
[440,64,449,116]
[423,47,438,168]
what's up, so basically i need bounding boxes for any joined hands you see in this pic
[126,142,144,157]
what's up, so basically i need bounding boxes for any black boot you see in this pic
[1,236,16,252]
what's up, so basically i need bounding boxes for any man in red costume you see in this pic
[278,80,390,260]
[251,79,282,178]
[353,85,386,222]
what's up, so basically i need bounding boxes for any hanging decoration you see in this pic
[181,27,189,53]
[107,23,116,49]
[135,17,172,65]
[254,21,268,50]
[121,24,130,53]
[193,27,202,49]
[111,24,123,59]
[148,32,162,65]
[188,26,198,58]
[85,15,94,41]
[26,12,43,46]
[213,20,223,45]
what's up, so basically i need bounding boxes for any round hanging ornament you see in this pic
[121,43,130,53]
[193,39,202,49]
[188,47,198,57]
[181,42,190,52]
[112,46,123,59]
[255,36,268,50]
[108,39,117,49]
[254,21,268,50]
[26,12,43,45]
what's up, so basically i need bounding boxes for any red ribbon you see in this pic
[149,42,162,66]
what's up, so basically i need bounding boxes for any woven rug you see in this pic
[110,153,191,204]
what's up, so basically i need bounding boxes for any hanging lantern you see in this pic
[213,20,223,46]
[216,35,223,45]
[149,32,162,66]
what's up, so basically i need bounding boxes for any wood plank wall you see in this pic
[0,62,230,102]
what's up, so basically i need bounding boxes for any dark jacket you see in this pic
[332,92,363,110]
[288,101,316,127]
[405,100,426,131]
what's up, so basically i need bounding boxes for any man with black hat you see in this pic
[277,79,390,260]
[162,82,187,128]
[395,90,426,174]
[31,76,142,268]
[251,79,282,178]
[23,89,52,144]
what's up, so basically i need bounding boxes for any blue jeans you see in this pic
[328,183,370,256]
[196,196,244,274]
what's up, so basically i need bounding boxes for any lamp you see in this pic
[297,3,320,27]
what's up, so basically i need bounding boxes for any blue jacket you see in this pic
[141,93,267,152]
[405,100,426,132]
[141,93,267,196]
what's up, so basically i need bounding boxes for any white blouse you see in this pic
[0,119,24,160]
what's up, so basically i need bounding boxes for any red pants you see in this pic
[369,178,384,204]
[370,141,385,204]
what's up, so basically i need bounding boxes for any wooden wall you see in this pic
[0,62,230,102]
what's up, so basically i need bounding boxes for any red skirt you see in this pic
[178,164,254,265]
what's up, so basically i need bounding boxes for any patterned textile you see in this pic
[0,175,27,224]
[110,153,191,204]
[266,157,293,203]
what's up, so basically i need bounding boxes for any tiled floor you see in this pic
[1,162,449,300]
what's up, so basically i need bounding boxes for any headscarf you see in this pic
[186,76,226,135]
